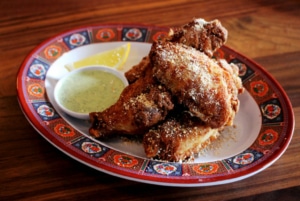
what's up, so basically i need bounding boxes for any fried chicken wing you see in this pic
[150,41,243,128]
[125,18,228,82]
[143,111,220,162]
[167,18,228,57]
[89,67,174,139]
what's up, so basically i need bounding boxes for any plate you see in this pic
[17,23,295,186]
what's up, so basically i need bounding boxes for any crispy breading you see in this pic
[125,18,228,82]
[150,41,243,128]
[143,111,220,162]
[167,18,228,57]
[125,56,150,84]
[89,67,174,138]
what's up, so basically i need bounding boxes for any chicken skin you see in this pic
[125,56,150,84]
[150,41,243,128]
[125,18,228,83]
[167,18,228,57]
[89,67,174,139]
[143,111,220,162]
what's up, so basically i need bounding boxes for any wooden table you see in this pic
[1,0,299,200]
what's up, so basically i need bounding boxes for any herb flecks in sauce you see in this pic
[57,70,125,113]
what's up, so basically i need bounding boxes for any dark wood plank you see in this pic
[0,0,299,200]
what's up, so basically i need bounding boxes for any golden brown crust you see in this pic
[167,19,228,57]
[150,41,242,128]
[143,112,220,162]
[125,56,150,84]
[89,67,174,138]
[125,18,228,82]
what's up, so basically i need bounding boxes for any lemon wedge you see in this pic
[65,43,131,71]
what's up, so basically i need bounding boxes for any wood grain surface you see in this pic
[1,0,299,200]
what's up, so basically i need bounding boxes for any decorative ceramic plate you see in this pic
[17,24,294,187]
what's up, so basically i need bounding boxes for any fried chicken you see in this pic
[167,18,228,57]
[143,111,220,162]
[125,56,150,84]
[125,18,228,82]
[89,67,174,138]
[89,18,244,162]
[150,41,243,128]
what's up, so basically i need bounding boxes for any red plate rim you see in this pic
[16,23,295,187]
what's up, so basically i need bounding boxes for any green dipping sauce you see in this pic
[57,70,125,113]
